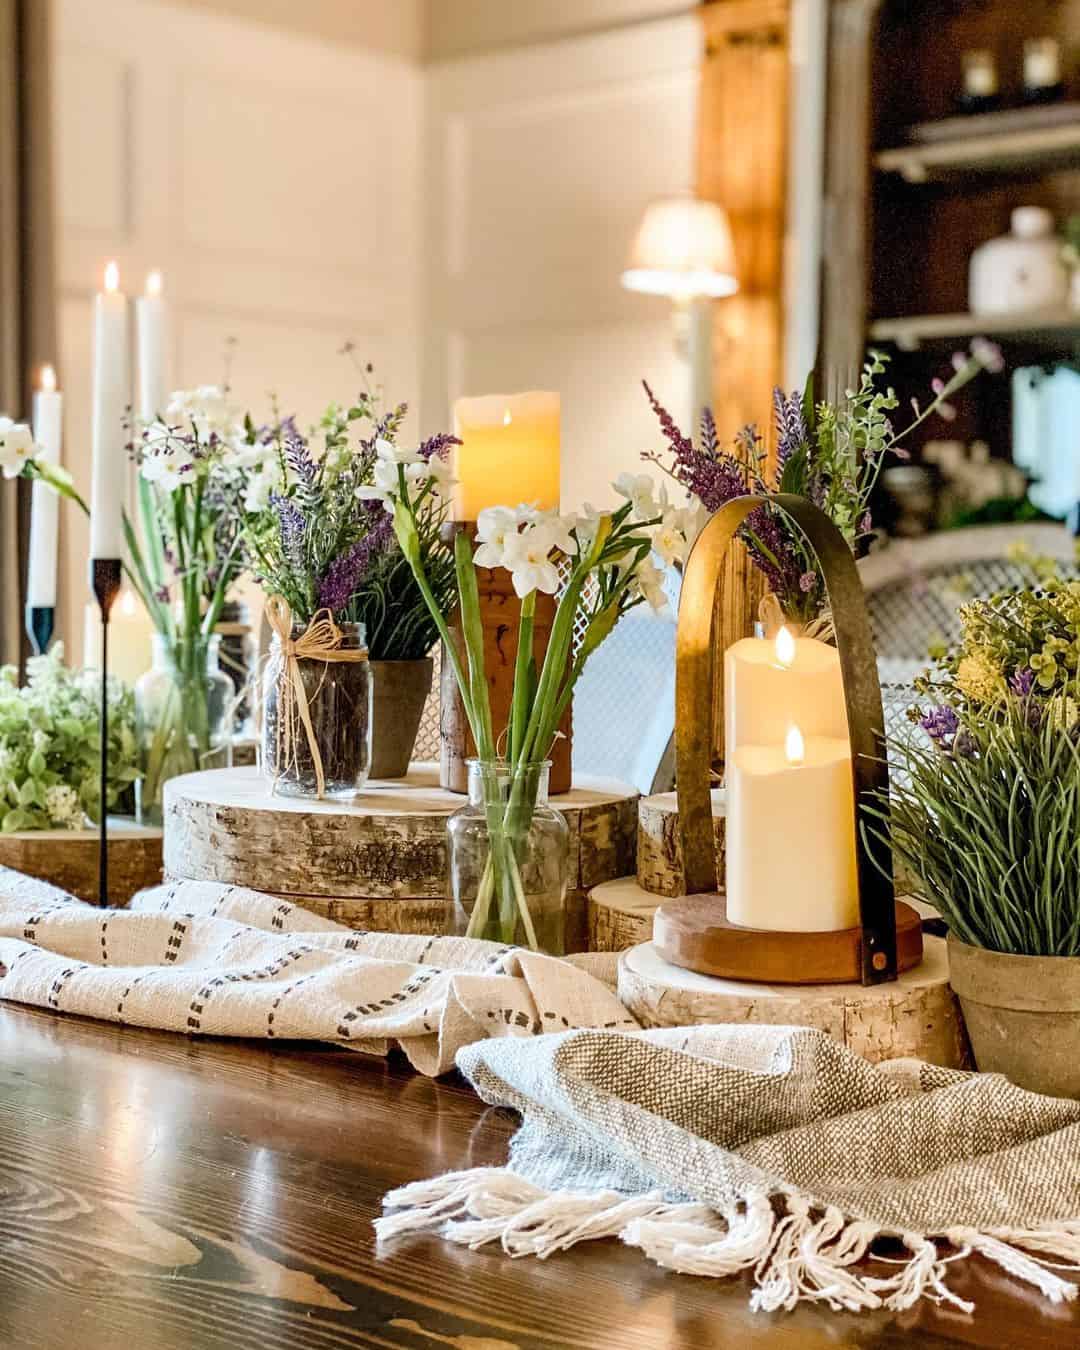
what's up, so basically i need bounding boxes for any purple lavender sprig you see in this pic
[271,492,307,572]
[773,388,807,469]
[417,432,461,462]
[284,431,316,486]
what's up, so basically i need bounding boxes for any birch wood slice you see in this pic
[637,790,726,898]
[163,765,637,902]
[587,877,659,952]
[618,937,970,1068]
[0,819,163,906]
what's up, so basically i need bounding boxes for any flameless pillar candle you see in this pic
[724,625,848,753]
[726,724,859,932]
[26,365,62,608]
[89,261,129,559]
[135,270,167,422]
[452,392,560,519]
[83,588,153,684]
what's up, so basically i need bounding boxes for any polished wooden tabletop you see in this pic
[1,1004,1078,1350]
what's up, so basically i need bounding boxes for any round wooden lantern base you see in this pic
[653,893,923,985]
[619,937,969,1068]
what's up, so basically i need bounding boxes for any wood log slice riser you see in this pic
[637,791,726,899]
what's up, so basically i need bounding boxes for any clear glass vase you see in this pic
[448,759,569,954]
[261,621,372,798]
[135,634,234,824]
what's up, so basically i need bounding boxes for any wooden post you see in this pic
[697,0,790,766]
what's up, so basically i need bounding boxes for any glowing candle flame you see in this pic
[774,625,795,668]
[104,260,120,293]
[39,363,56,393]
[785,724,805,766]
[502,408,512,427]
[145,269,163,297]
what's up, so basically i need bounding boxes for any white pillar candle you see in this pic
[135,269,167,423]
[89,260,129,559]
[724,626,848,755]
[26,364,62,608]
[452,391,560,520]
[726,726,859,932]
[82,588,153,684]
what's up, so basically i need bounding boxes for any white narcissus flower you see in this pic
[243,462,278,513]
[652,510,687,567]
[677,499,710,554]
[165,386,241,442]
[528,508,575,557]
[613,472,659,521]
[0,417,37,479]
[570,503,605,552]
[502,522,561,598]
[474,505,521,568]
[376,436,422,465]
[425,454,456,492]
[633,556,668,612]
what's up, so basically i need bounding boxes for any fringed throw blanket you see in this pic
[379,1023,1080,1315]
[0,867,634,1076]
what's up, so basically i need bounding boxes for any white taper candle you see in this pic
[135,269,167,424]
[89,260,129,559]
[27,364,62,607]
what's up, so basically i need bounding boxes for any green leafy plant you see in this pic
[0,648,139,832]
[875,699,1080,957]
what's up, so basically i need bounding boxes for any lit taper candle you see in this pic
[27,364,62,610]
[135,269,167,423]
[89,260,129,560]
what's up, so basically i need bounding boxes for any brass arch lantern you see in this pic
[666,493,922,988]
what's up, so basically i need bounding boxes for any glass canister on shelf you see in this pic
[969,206,1068,315]
[135,633,234,824]
[261,603,372,798]
[447,759,569,954]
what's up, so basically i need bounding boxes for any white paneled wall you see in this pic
[424,16,701,510]
[51,1,701,656]
[52,0,422,659]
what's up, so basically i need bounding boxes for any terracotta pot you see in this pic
[948,935,1080,1097]
[369,658,433,779]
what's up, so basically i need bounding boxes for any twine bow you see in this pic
[265,596,368,798]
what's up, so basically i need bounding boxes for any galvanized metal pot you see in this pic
[369,658,433,779]
[948,935,1080,1098]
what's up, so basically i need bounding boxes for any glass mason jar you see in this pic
[448,759,569,954]
[261,620,372,798]
[135,634,234,825]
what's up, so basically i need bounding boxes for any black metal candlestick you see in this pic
[25,605,55,656]
[90,559,123,907]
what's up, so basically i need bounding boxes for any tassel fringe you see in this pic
[378,1166,1080,1315]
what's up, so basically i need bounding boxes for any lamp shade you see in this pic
[621,196,738,299]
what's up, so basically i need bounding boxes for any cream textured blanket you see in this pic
[380,1023,1080,1316]
[0,867,634,1076]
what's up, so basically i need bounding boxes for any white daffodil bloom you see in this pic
[633,556,668,612]
[613,471,659,521]
[376,436,422,465]
[528,508,575,557]
[0,417,37,478]
[243,462,278,513]
[474,505,520,568]
[502,522,562,598]
[677,499,711,554]
[165,386,241,443]
[570,503,605,552]
[425,454,457,492]
[652,511,687,567]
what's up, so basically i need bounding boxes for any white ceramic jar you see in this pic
[969,206,1068,315]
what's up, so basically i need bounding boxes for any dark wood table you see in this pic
[1,1003,1077,1350]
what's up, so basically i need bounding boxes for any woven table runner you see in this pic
[380,1023,1080,1316]
[0,866,634,1076]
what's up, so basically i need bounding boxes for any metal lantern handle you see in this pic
[675,492,897,986]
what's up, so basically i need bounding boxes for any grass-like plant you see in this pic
[872,698,1080,957]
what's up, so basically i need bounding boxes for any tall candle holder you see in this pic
[24,605,55,656]
[90,557,123,907]
[660,492,920,988]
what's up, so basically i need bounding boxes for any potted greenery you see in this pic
[880,571,1080,1097]
[241,385,456,791]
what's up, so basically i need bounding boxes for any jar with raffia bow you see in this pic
[261,598,372,798]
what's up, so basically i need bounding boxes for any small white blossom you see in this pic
[0,417,37,479]
[474,506,521,568]
[613,472,659,521]
[376,436,422,466]
[652,511,687,567]
[45,784,83,829]
[243,461,278,513]
[165,386,241,442]
[502,521,562,598]
[632,556,668,612]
